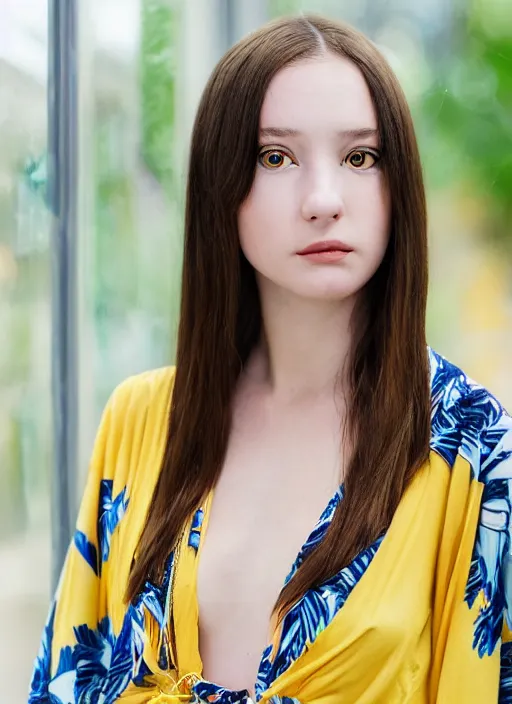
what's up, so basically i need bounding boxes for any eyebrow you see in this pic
[259,127,379,141]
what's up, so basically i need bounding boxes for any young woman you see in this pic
[30,14,512,704]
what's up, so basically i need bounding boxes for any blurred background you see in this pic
[0,0,510,700]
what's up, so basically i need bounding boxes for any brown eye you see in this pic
[345,149,379,170]
[258,149,293,170]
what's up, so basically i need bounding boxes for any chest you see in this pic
[195,394,345,691]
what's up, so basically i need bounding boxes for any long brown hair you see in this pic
[127,14,430,621]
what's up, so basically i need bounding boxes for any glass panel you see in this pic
[77,0,226,492]
[0,2,52,701]
[77,0,184,487]
[266,0,512,408]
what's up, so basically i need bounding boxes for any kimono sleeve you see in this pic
[28,383,131,704]
[476,410,512,703]
[431,393,512,703]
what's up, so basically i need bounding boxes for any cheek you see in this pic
[353,178,391,247]
[351,173,389,214]
[238,177,292,260]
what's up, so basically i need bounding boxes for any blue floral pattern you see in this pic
[29,348,512,703]
[500,641,512,703]
[429,349,512,659]
[73,479,129,576]
[256,532,384,699]
[189,507,205,551]
[29,602,57,703]
[30,603,145,704]
[191,681,301,704]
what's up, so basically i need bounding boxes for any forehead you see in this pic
[260,55,378,133]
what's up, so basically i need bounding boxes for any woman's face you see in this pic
[238,54,391,302]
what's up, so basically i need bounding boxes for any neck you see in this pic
[246,279,359,402]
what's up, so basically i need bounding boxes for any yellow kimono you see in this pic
[29,348,512,703]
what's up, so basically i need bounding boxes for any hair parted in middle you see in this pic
[127,14,430,625]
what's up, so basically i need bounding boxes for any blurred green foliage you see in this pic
[268,0,301,16]
[141,0,177,191]
[422,16,512,250]
[139,0,183,328]
[94,113,138,316]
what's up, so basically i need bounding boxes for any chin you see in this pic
[258,269,364,302]
[293,282,360,302]
[292,272,362,300]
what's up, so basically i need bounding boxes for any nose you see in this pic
[300,172,344,223]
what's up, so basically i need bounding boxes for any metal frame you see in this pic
[48,0,79,591]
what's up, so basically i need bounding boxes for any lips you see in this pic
[297,240,353,255]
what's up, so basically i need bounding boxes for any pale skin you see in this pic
[196,52,391,696]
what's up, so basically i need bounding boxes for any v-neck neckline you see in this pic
[171,485,344,700]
